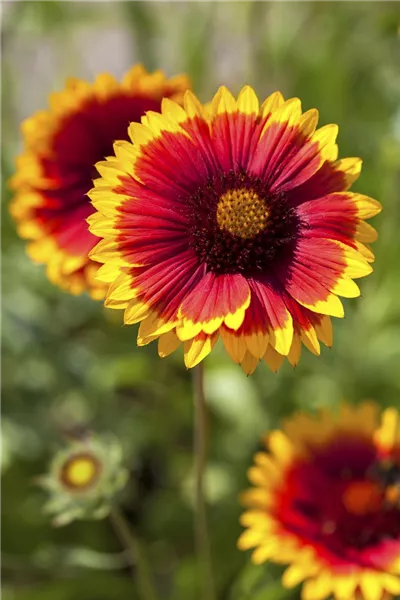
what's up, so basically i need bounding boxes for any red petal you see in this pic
[280,238,346,307]
[248,277,291,332]
[179,271,250,326]
[286,161,349,207]
[296,193,358,245]
[211,112,262,172]
[132,250,204,321]
[135,129,214,199]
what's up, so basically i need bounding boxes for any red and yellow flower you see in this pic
[9,65,190,298]
[89,86,381,371]
[238,404,400,600]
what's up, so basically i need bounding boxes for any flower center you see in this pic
[61,453,100,490]
[216,188,269,239]
[187,170,300,275]
[342,480,383,515]
[276,436,400,562]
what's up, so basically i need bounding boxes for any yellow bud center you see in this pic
[61,453,100,490]
[216,188,268,239]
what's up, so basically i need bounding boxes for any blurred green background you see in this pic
[2,2,400,599]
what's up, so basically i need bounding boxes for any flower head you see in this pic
[10,65,190,298]
[238,404,400,600]
[38,434,128,526]
[89,86,381,372]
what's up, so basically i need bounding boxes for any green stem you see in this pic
[110,507,158,600]
[193,363,216,600]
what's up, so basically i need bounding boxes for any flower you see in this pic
[10,65,190,298]
[238,404,400,600]
[89,86,381,372]
[38,434,128,526]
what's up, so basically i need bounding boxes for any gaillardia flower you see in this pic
[38,435,128,526]
[238,404,400,600]
[10,65,190,298]
[89,86,381,372]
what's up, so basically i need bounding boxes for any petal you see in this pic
[301,573,332,600]
[178,272,251,339]
[95,261,121,283]
[298,109,319,138]
[137,310,176,342]
[240,489,275,509]
[260,91,285,118]
[282,563,318,589]
[311,124,339,161]
[332,574,359,600]
[220,327,247,363]
[237,85,259,115]
[374,407,400,452]
[133,124,213,198]
[250,100,303,179]
[359,572,385,600]
[237,528,267,550]
[211,85,237,115]
[251,539,280,564]
[158,330,181,358]
[266,430,295,466]
[244,330,270,359]
[266,97,302,128]
[381,573,400,595]
[300,326,320,356]
[287,333,302,367]
[252,103,338,193]
[286,157,363,207]
[285,294,332,352]
[222,287,272,360]
[254,454,282,486]
[239,509,275,526]
[314,315,333,347]
[334,157,363,188]
[355,220,378,243]
[124,298,152,323]
[246,467,273,487]
[183,90,208,119]
[280,238,357,317]
[270,123,338,193]
[297,192,381,246]
[160,97,188,123]
[106,272,139,303]
[263,346,285,372]
[184,331,219,368]
[249,279,293,355]
[132,251,204,323]
[240,351,260,375]
[211,109,262,172]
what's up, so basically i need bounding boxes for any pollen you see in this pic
[216,188,269,239]
[60,453,100,490]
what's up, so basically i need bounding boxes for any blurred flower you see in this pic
[9,65,190,298]
[38,434,128,526]
[238,404,400,600]
[373,408,400,508]
[88,86,380,373]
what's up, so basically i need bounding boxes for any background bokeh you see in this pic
[2,2,400,599]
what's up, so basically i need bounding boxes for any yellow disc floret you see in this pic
[216,188,269,239]
[60,453,100,490]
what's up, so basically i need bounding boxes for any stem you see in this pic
[193,362,216,600]
[110,507,158,600]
